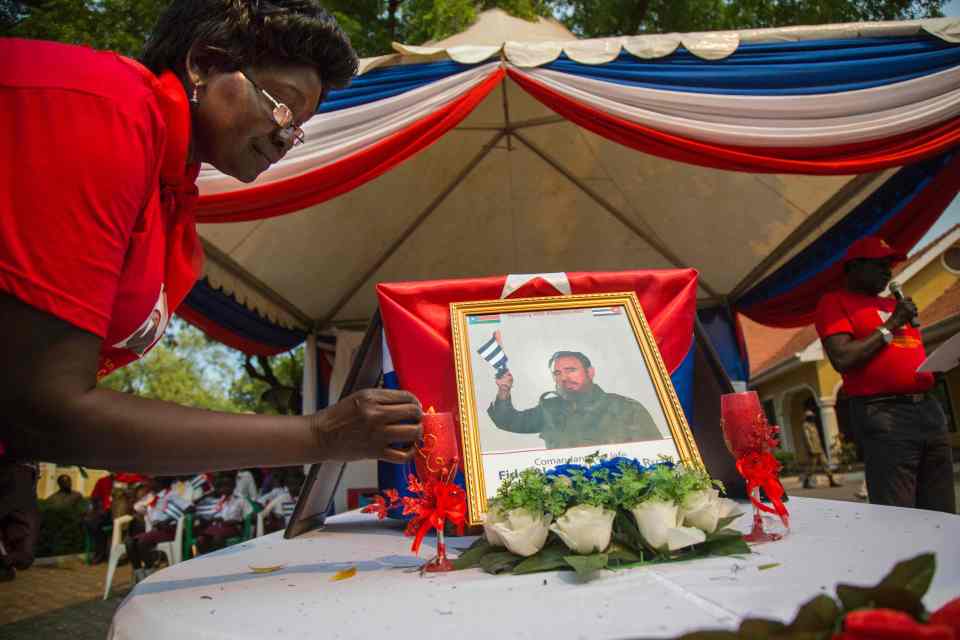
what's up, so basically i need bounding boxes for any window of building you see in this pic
[941,245,960,274]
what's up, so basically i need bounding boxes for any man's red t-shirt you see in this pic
[815,289,933,397]
[0,39,202,379]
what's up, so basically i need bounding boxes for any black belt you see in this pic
[858,392,929,405]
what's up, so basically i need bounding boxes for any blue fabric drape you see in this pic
[181,278,306,352]
[736,151,955,309]
[544,36,960,95]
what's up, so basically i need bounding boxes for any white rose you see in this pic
[488,508,552,557]
[666,526,706,551]
[482,506,507,547]
[549,504,616,555]
[717,498,743,520]
[682,489,721,534]
[680,488,716,515]
[630,499,680,551]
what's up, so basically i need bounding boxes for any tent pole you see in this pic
[501,75,512,151]
[302,333,318,415]
[456,115,564,132]
[512,130,719,299]
[726,171,886,303]
[317,131,507,328]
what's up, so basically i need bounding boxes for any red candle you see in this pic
[720,391,765,458]
[415,408,459,480]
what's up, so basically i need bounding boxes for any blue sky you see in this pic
[913,0,960,250]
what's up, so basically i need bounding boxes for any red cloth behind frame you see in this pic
[376,270,699,435]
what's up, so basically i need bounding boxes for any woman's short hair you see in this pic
[141,0,358,104]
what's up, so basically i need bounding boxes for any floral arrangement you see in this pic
[675,553,960,640]
[454,456,749,577]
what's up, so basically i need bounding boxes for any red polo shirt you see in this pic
[815,289,933,397]
[0,39,203,378]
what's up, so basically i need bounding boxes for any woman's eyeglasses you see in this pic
[241,70,305,147]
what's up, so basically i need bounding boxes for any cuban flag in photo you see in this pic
[477,332,509,376]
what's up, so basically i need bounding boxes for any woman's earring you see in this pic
[191,83,202,104]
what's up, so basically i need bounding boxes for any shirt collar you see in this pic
[154,69,201,188]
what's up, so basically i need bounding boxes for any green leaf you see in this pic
[738,618,787,639]
[512,545,571,575]
[451,538,495,570]
[758,563,780,571]
[877,553,936,600]
[714,514,742,532]
[612,509,652,553]
[835,585,925,618]
[787,594,841,633]
[563,553,609,576]
[606,545,643,566]
[478,551,522,575]
[699,533,750,557]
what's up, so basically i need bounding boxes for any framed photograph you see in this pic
[451,292,703,525]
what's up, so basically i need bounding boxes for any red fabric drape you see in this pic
[376,270,699,414]
[507,69,960,176]
[737,153,960,327]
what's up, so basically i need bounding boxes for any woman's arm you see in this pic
[1,294,421,473]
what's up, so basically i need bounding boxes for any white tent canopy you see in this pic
[193,10,960,333]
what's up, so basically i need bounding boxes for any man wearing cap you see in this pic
[815,236,954,513]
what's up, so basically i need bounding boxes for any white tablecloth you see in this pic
[110,498,960,640]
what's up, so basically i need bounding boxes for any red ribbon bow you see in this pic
[736,451,789,528]
[363,474,467,555]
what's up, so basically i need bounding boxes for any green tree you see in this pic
[6,1,944,58]
[553,0,944,38]
[99,317,246,411]
[2,0,165,56]
[229,349,305,415]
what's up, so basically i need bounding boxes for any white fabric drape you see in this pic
[197,62,501,195]
[514,63,960,147]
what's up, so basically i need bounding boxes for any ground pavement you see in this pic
[2,476,957,640]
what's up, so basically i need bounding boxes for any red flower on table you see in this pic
[930,597,960,636]
[361,473,467,555]
[361,494,390,520]
[834,609,955,640]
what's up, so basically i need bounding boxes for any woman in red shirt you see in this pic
[0,0,421,531]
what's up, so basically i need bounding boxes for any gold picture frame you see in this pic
[451,292,703,525]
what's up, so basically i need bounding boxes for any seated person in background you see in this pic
[188,472,214,503]
[234,469,259,502]
[194,474,246,553]
[83,472,115,564]
[172,476,197,501]
[257,469,291,534]
[46,474,84,509]
[282,468,306,527]
[801,399,842,489]
[125,477,190,582]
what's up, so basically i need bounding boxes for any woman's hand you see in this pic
[312,389,422,463]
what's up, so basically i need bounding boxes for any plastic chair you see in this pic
[149,515,185,567]
[102,515,133,600]
[182,512,196,560]
[256,496,284,538]
[85,520,113,564]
